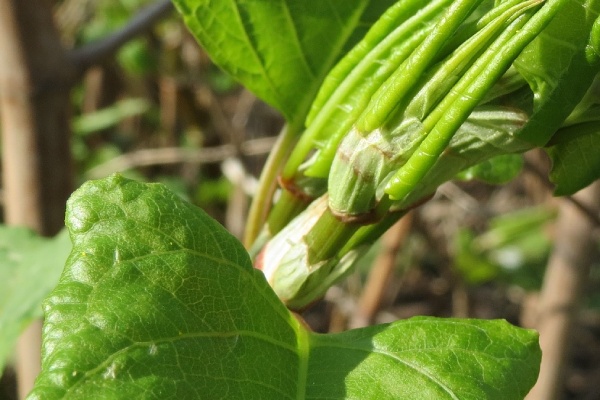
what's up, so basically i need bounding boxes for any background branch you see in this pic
[86,137,277,179]
[69,0,174,74]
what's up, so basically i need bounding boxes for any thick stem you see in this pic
[267,190,311,236]
[305,209,361,264]
[525,181,600,400]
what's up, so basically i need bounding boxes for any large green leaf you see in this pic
[171,0,395,123]
[0,227,71,374]
[29,176,540,399]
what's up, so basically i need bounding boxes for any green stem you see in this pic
[304,209,361,264]
[267,190,309,236]
[243,123,300,248]
[340,209,408,256]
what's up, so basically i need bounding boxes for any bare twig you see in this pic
[525,181,600,400]
[69,0,174,74]
[86,137,277,179]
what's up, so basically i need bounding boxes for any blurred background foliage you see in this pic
[1,1,599,399]
[53,0,282,222]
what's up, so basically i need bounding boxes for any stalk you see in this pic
[305,210,361,264]
[266,190,312,235]
[243,123,300,247]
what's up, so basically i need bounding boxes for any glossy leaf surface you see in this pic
[29,176,540,399]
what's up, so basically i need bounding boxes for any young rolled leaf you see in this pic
[263,0,457,242]
[384,1,547,202]
[271,0,538,235]
[29,176,541,399]
[283,0,455,179]
[258,0,545,306]
[329,0,537,214]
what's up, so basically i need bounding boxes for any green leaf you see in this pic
[547,123,600,195]
[456,153,524,184]
[309,317,540,400]
[171,0,394,123]
[0,227,71,373]
[514,0,600,146]
[29,176,540,399]
[29,175,300,399]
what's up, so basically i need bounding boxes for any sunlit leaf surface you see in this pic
[29,176,540,399]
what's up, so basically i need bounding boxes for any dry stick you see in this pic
[0,0,74,398]
[86,137,277,179]
[350,212,414,328]
[525,180,600,400]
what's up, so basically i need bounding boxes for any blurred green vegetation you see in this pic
[454,206,557,289]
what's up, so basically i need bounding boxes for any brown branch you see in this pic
[69,0,174,74]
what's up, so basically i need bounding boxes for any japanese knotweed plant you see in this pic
[28,0,600,399]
